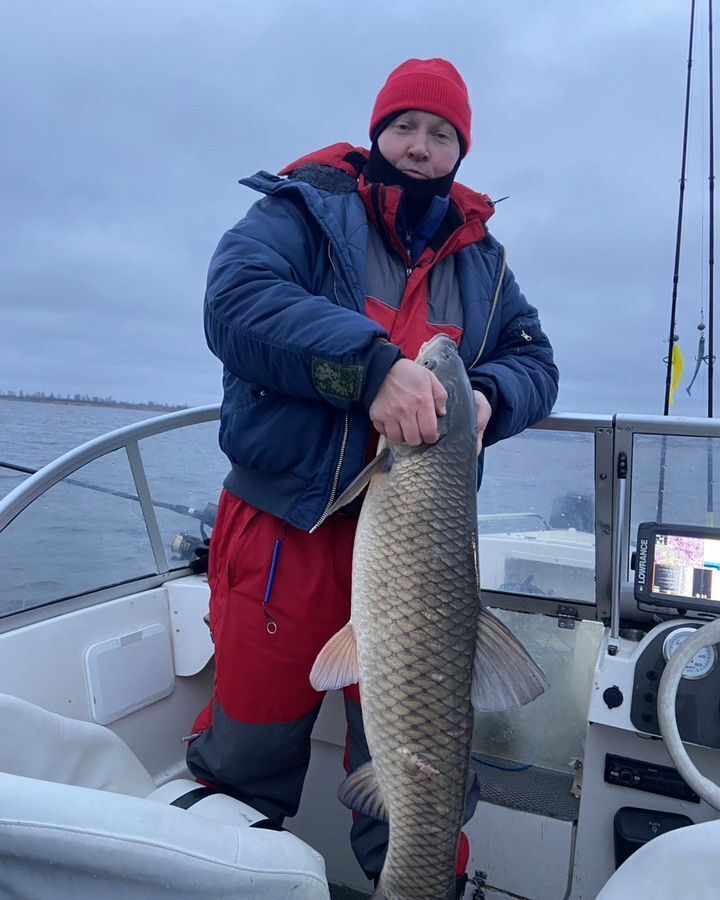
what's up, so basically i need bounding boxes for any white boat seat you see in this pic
[0,691,156,796]
[597,818,720,899]
[0,694,330,899]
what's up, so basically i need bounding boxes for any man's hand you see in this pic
[370,359,448,445]
[474,389,492,453]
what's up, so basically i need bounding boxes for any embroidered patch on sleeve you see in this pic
[311,357,364,402]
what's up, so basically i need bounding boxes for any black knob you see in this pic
[603,686,624,709]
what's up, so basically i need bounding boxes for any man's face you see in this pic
[377,110,461,180]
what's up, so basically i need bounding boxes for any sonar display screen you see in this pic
[652,533,720,602]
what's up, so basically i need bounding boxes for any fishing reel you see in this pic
[170,532,206,561]
[170,504,216,568]
[168,501,217,560]
[170,528,212,574]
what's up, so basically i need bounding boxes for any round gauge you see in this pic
[662,627,717,680]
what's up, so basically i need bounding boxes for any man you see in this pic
[188,58,558,893]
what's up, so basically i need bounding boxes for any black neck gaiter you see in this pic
[364,141,460,230]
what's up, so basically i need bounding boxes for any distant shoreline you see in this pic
[0,393,187,412]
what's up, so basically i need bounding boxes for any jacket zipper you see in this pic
[311,411,350,531]
[328,243,341,304]
[311,244,351,531]
[470,247,506,369]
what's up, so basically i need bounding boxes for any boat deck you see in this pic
[329,885,371,899]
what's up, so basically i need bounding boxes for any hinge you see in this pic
[557,605,578,630]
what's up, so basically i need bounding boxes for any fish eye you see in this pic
[423,358,437,370]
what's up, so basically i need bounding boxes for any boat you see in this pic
[3,404,720,898]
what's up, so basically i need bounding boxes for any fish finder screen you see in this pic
[652,533,720,601]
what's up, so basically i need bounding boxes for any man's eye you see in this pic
[435,132,450,141]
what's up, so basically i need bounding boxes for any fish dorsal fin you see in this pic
[314,447,392,525]
[309,622,359,691]
[338,761,389,823]
[471,607,548,711]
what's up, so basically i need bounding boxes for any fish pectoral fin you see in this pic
[315,447,392,523]
[471,607,548,711]
[309,622,359,690]
[337,761,389,823]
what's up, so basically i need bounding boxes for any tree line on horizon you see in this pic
[0,389,186,411]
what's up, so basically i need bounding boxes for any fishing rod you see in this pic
[661,1,717,526]
[663,0,697,417]
[707,0,716,523]
[709,0,716,419]
[657,0,698,525]
[0,460,217,528]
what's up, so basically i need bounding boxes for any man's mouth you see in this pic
[401,168,429,179]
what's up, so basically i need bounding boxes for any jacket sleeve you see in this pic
[204,194,401,410]
[469,261,559,447]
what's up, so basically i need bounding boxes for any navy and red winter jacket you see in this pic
[204,144,559,532]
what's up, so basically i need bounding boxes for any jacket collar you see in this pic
[277,142,496,228]
[278,143,369,179]
[243,143,496,265]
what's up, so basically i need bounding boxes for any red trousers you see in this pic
[186,489,469,880]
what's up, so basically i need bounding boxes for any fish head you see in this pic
[415,334,477,443]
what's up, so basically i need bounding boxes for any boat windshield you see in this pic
[0,415,226,617]
[479,426,596,604]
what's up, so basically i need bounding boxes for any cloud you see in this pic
[0,0,711,419]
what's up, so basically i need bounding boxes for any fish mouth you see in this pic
[415,334,458,365]
[414,335,473,431]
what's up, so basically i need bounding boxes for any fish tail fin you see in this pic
[472,607,547,711]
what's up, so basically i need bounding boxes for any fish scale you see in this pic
[310,334,546,900]
[353,437,477,900]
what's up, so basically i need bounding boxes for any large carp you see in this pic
[310,333,546,900]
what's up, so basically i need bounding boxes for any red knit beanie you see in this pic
[369,58,472,154]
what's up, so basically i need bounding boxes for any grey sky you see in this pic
[0,0,713,416]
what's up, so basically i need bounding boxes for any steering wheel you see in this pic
[657,618,720,811]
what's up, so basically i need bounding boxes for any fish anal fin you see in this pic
[312,447,392,526]
[309,622,359,691]
[472,607,548,711]
[338,761,389,823]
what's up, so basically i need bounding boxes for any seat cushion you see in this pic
[0,772,330,900]
[597,818,720,899]
[0,692,155,796]
[148,779,267,826]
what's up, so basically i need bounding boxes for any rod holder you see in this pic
[609,452,628,644]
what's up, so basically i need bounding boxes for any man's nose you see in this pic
[407,134,430,158]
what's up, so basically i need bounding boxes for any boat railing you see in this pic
[0,409,607,535]
[3,407,720,626]
[0,405,221,542]
[0,405,222,625]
